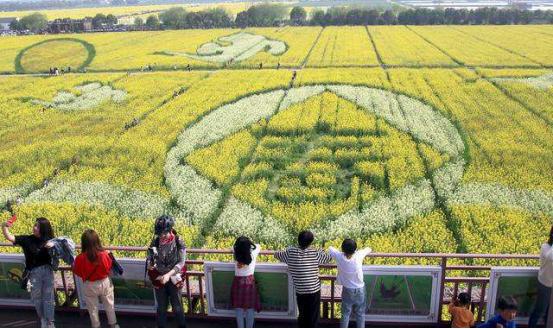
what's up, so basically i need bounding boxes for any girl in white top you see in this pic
[529,226,553,327]
[231,236,261,328]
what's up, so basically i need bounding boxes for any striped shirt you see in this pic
[275,247,332,295]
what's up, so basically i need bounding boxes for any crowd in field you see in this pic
[1,214,552,328]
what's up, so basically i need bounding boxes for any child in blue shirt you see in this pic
[478,296,518,328]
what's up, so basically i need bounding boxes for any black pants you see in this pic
[296,291,321,328]
[154,281,186,328]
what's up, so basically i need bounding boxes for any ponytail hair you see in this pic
[548,226,553,246]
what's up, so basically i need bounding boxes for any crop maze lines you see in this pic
[300,26,324,69]
[408,73,482,252]
[365,26,385,68]
[404,26,464,67]
[1,73,130,211]
[450,26,543,67]
[383,71,467,252]
[195,75,297,240]
[318,36,332,67]
[122,72,212,131]
[474,70,553,131]
[475,84,553,150]
[2,74,213,215]
[330,35,338,66]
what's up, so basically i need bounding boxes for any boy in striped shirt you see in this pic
[275,230,332,328]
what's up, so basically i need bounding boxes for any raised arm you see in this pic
[358,247,372,259]
[274,248,288,263]
[328,246,340,259]
[252,244,261,259]
[317,249,332,264]
[1,222,15,244]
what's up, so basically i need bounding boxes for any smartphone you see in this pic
[6,214,17,226]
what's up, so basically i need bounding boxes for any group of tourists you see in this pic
[2,213,553,328]
[48,67,70,75]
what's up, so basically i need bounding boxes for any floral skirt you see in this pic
[230,275,261,312]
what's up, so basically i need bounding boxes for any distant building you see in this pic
[48,18,93,34]
[0,17,17,31]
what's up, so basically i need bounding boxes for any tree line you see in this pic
[9,4,553,33]
[9,12,120,32]
[147,5,553,29]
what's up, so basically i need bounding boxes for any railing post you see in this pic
[438,256,447,324]
[330,279,335,320]
[477,282,487,323]
[199,275,206,315]
[60,269,69,306]
[185,273,192,315]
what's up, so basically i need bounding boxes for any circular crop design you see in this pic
[16,38,96,73]
[165,85,466,243]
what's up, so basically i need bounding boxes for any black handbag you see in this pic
[109,252,124,276]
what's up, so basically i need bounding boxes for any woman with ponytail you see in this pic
[529,226,553,327]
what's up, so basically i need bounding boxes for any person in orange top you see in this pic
[73,229,118,328]
[449,292,475,328]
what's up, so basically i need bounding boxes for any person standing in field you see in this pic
[448,292,475,328]
[328,239,371,328]
[274,230,331,328]
[231,236,261,328]
[529,226,553,327]
[72,229,118,328]
[2,216,56,328]
[147,215,187,328]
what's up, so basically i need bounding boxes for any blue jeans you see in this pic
[29,265,55,328]
[341,287,366,328]
[235,308,254,328]
[529,281,551,327]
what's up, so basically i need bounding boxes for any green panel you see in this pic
[255,272,289,311]
[112,277,155,307]
[212,270,234,309]
[0,261,30,300]
[211,269,289,312]
[364,274,432,316]
[495,275,538,318]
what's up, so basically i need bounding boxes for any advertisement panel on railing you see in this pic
[75,258,157,314]
[487,267,541,325]
[204,262,297,319]
[362,265,442,323]
[0,253,32,307]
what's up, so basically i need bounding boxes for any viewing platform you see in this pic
[0,243,548,327]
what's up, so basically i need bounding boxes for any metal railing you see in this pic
[0,242,541,325]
